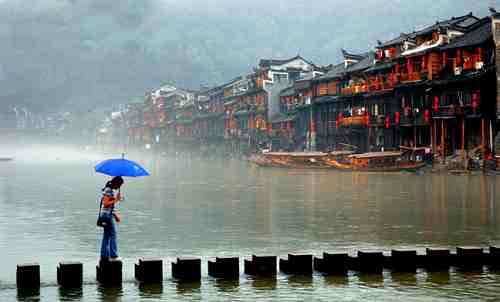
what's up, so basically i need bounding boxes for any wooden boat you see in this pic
[325,150,426,172]
[249,151,353,169]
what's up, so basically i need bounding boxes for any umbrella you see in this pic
[95,154,150,177]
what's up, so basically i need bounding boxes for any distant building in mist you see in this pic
[116,8,500,165]
[0,108,16,129]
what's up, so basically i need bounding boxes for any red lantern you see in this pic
[456,49,461,66]
[472,93,478,112]
[336,112,343,129]
[433,96,439,112]
[385,115,390,129]
[407,58,413,75]
[395,111,400,126]
[424,109,430,123]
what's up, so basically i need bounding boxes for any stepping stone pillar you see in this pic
[244,255,276,276]
[57,262,83,288]
[172,258,201,281]
[489,246,500,267]
[313,253,349,275]
[357,251,384,274]
[456,247,484,269]
[135,258,163,283]
[208,257,239,279]
[390,250,417,272]
[280,254,312,275]
[96,260,122,285]
[425,248,451,271]
[17,263,40,290]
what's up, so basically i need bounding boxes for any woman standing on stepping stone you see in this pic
[98,176,124,262]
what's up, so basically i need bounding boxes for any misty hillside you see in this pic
[0,0,497,112]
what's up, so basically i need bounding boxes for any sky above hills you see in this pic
[0,0,499,112]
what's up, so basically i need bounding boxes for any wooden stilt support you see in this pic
[481,118,485,148]
[461,118,465,150]
[441,120,445,163]
[432,120,436,157]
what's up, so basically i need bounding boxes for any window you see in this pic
[289,72,300,81]
[273,73,288,83]
[414,60,422,73]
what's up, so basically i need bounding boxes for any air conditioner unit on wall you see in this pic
[454,67,462,75]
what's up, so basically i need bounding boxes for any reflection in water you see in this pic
[390,272,417,287]
[58,287,83,301]
[97,285,123,302]
[357,272,384,287]
[323,275,348,287]
[454,268,484,277]
[249,276,277,290]
[2,147,500,301]
[213,279,239,293]
[138,283,163,299]
[17,288,40,302]
[426,271,451,285]
[287,275,313,288]
[175,280,201,295]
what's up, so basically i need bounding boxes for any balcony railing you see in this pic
[340,84,368,96]
[368,81,397,92]
[400,72,423,82]
[339,116,366,127]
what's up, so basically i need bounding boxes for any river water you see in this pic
[1,145,500,301]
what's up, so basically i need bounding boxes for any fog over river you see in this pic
[1,144,500,301]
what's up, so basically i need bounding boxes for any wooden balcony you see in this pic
[339,116,366,127]
[368,80,397,92]
[400,72,423,83]
[340,84,368,96]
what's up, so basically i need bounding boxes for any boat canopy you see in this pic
[265,152,329,157]
[348,151,402,159]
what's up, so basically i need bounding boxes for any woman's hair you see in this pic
[103,176,124,190]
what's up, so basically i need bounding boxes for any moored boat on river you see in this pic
[325,149,426,172]
[249,151,353,169]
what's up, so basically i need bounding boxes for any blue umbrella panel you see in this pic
[95,158,150,177]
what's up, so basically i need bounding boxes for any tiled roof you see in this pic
[346,52,375,73]
[280,85,296,97]
[313,62,346,82]
[440,17,492,50]
[314,95,340,104]
[259,55,315,68]
[365,61,396,73]
[378,34,408,48]
[341,49,367,61]
[413,13,478,36]
[222,76,243,88]
[270,112,298,123]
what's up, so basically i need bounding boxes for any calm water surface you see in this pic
[1,145,500,301]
